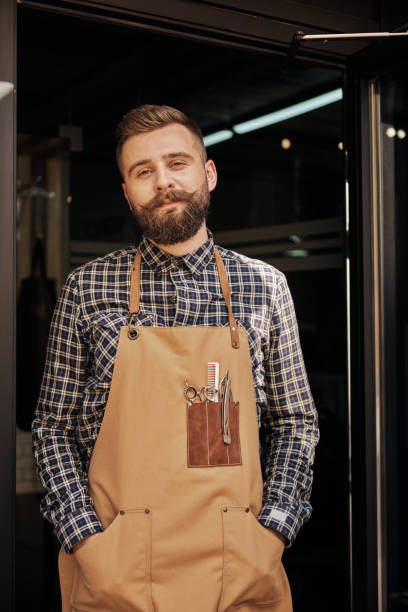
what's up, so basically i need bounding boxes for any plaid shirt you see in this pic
[32,230,319,553]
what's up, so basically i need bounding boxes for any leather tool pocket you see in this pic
[187,401,242,467]
[71,508,153,612]
[218,506,285,611]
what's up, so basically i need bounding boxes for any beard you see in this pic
[129,181,211,246]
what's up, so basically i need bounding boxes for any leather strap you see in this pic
[129,249,142,315]
[129,246,240,349]
[213,249,240,349]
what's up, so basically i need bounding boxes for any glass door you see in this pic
[375,66,408,612]
[346,36,408,612]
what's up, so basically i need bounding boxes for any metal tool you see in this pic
[219,370,232,445]
[184,379,217,406]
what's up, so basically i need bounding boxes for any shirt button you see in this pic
[170,295,177,304]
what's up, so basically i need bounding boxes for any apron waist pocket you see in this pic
[70,508,154,612]
[218,506,285,611]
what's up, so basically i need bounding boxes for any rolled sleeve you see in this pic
[52,502,103,554]
[32,271,103,553]
[259,273,319,547]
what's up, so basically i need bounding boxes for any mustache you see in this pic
[145,189,196,210]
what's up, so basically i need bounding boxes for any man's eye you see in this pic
[137,169,150,177]
[171,161,185,168]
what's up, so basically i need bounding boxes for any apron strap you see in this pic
[214,248,240,349]
[129,249,142,315]
[129,246,240,349]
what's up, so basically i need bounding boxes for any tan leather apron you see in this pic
[58,248,293,612]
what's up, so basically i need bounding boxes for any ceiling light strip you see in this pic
[232,88,343,135]
[203,129,234,147]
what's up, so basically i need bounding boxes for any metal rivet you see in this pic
[128,328,139,340]
[145,508,150,514]
[223,506,228,512]
[231,326,236,331]
[120,510,125,515]
[245,507,250,513]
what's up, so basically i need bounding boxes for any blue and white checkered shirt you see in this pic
[32,229,319,553]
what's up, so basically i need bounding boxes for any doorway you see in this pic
[16,6,347,611]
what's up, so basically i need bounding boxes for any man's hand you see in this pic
[72,532,102,554]
[264,527,288,547]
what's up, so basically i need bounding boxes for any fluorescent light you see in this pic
[233,88,343,135]
[203,129,234,147]
[284,249,309,258]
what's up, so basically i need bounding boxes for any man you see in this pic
[33,104,319,612]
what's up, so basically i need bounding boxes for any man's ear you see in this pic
[205,160,217,193]
[122,183,132,210]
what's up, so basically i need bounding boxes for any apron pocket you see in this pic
[187,401,242,467]
[71,508,153,612]
[218,506,285,611]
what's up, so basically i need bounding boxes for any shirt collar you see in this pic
[138,229,215,277]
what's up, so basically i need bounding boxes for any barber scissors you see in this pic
[184,379,217,404]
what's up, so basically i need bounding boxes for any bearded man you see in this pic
[32,104,319,612]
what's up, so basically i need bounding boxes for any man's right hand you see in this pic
[72,532,102,554]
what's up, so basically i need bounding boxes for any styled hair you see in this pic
[115,104,207,175]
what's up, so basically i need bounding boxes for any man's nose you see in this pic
[155,166,175,191]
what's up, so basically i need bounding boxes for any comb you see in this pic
[207,362,219,401]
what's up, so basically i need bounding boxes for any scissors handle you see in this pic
[184,379,199,402]
[201,385,218,401]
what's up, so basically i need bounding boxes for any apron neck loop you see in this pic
[128,246,240,349]
[214,249,240,349]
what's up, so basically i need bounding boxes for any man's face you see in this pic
[121,123,217,246]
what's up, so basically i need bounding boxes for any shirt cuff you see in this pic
[54,504,104,553]
[257,502,304,548]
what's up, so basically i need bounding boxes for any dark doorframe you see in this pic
[19,0,371,63]
[0,0,16,609]
[346,36,408,612]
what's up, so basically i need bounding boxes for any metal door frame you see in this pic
[345,35,408,612]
